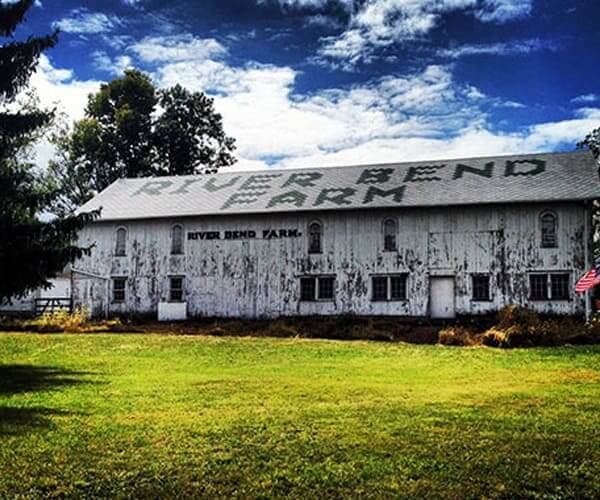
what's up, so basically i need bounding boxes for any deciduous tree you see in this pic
[49,73,237,213]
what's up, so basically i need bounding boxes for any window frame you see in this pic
[112,277,126,303]
[308,220,323,254]
[471,274,491,302]
[390,275,408,301]
[299,275,336,302]
[370,274,408,302]
[529,272,571,301]
[169,276,185,302]
[382,217,398,252]
[317,276,335,300]
[529,273,549,301]
[540,210,558,249]
[300,277,316,301]
[550,273,571,301]
[114,227,128,257]
[171,224,184,255]
[372,276,388,302]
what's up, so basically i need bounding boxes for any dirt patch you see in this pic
[113,316,444,344]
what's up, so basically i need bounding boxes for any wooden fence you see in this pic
[34,298,73,315]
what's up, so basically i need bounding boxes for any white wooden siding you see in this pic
[73,202,589,318]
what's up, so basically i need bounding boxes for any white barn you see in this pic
[72,151,600,320]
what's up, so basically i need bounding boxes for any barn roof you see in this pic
[78,151,600,221]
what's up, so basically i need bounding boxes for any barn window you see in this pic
[112,278,126,303]
[300,277,316,301]
[115,227,127,256]
[308,221,322,254]
[171,225,184,255]
[169,276,184,302]
[371,275,408,301]
[551,273,570,300]
[529,274,549,300]
[299,276,335,301]
[540,211,557,248]
[383,218,397,252]
[318,277,335,300]
[529,273,570,301]
[390,275,407,300]
[472,274,491,302]
[372,277,388,301]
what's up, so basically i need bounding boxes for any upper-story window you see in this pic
[115,227,127,256]
[540,211,557,248]
[171,224,184,255]
[308,221,322,254]
[383,218,397,252]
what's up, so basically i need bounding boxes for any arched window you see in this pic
[308,221,322,254]
[115,227,127,256]
[171,224,184,255]
[540,211,557,248]
[383,218,397,252]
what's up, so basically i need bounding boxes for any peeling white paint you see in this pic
[72,202,589,318]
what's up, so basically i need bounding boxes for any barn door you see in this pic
[430,276,455,319]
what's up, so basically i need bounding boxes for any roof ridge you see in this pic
[114,150,592,182]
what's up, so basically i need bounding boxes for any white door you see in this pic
[430,277,455,319]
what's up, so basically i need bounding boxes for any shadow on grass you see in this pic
[0,407,81,436]
[0,365,94,396]
[0,365,96,436]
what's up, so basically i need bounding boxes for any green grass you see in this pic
[1,333,600,498]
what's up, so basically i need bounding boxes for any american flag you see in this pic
[575,265,600,293]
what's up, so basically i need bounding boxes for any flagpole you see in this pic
[586,291,590,322]
[585,200,591,322]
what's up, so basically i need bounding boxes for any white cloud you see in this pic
[572,94,599,105]
[31,55,102,122]
[128,35,227,63]
[439,38,559,59]
[53,9,122,34]
[27,37,600,178]
[275,109,600,170]
[144,36,598,169]
[27,56,103,170]
[92,51,133,75]
[265,0,535,67]
[475,0,532,22]
[154,58,492,160]
[1,0,41,4]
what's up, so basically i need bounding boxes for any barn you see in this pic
[72,151,600,320]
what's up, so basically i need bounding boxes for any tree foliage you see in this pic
[579,127,600,162]
[49,72,237,213]
[154,84,236,176]
[0,0,98,302]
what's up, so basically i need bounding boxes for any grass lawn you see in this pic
[1,334,600,498]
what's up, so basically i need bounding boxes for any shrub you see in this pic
[24,308,127,333]
[481,306,588,348]
[580,314,600,344]
[438,326,480,346]
[32,307,89,333]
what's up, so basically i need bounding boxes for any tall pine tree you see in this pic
[0,0,97,302]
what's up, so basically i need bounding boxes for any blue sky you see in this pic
[15,0,600,170]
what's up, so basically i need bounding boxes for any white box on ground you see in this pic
[158,302,187,321]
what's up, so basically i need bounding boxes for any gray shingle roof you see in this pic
[78,151,600,221]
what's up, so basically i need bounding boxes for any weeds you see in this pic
[20,308,125,333]
[440,305,599,348]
